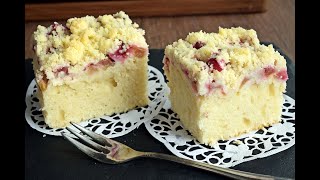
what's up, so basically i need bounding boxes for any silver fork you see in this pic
[62,122,293,180]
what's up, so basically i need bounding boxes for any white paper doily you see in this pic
[25,65,167,138]
[145,94,295,168]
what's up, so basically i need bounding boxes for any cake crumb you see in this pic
[233,140,242,145]
[43,134,47,137]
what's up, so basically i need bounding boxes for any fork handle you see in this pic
[143,152,292,180]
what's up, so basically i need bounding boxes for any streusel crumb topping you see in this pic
[164,27,287,95]
[33,11,148,82]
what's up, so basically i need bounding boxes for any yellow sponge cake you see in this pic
[163,27,288,146]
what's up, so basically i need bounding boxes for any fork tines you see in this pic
[61,122,116,164]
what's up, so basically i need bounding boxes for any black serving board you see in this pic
[25,43,295,180]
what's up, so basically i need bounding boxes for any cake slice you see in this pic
[32,11,149,128]
[163,27,288,146]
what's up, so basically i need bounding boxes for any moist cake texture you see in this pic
[163,27,288,146]
[33,11,149,128]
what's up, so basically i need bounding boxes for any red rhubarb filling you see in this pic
[207,58,226,72]
[54,66,69,77]
[193,41,206,49]
[205,81,226,95]
[163,57,170,71]
[108,42,147,63]
[276,69,288,81]
[108,43,128,63]
[260,66,288,81]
